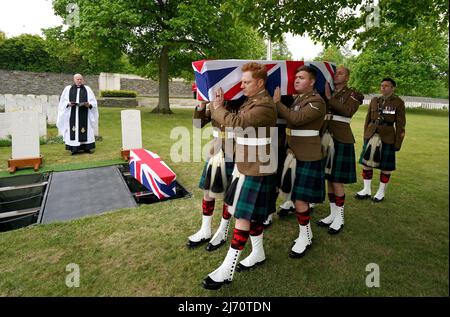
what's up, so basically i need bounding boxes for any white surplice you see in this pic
[56,85,99,147]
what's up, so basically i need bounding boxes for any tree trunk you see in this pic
[152,45,173,114]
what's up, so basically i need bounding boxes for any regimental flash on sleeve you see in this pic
[309,103,319,110]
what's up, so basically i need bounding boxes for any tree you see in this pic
[52,0,266,114]
[314,45,347,65]
[271,35,293,60]
[228,0,448,48]
[354,0,449,50]
[348,26,448,98]
[0,31,6,45]
[42,26,134,74]
[0,34,52,72]
[0,27,136,74]
[228,0,448,98]
[225,0,364,45]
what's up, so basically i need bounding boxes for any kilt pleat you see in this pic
[198,160,234,189]
[325,139,357,183]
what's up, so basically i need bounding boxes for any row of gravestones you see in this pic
[0,94,100,140]
[8,109,140,163]
[0,94,59,139]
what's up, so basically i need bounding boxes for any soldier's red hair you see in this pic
[241,62,267,82]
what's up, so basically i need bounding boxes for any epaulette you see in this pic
[350,90,364,103]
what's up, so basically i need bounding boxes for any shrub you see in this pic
[45,135,64,144]
[0,135,11,147]
[100,90,137,98]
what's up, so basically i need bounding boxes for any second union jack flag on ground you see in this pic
[129,148,177,200]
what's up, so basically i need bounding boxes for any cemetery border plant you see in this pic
[100,90,138,98]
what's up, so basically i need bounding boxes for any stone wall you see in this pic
[120,78,192,97]
[2,69,446,102]
[120,78,158,96]
[0,69,192,97]
[0,69,98,96]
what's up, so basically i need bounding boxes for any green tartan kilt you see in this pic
[291,159,325,203]
[325,139,357,184]
[198,159,235,190]
[234,174,277,222]
[358,139,396,171]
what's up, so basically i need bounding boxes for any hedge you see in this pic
[100,90,137,98]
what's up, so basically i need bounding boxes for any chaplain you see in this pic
[57,74,99,155]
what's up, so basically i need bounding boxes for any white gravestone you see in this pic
[48,95,60,131]
[26,94,37,108]
[121,109,142,150]
[11,111,40,159]
[0,113,12,139]
[24,98,46,137]
[36,95,49,119]
[48,95,60,106]
[15,94,27,109]
[99,72,121,91]
[6,95,47,137]
[5,94,19,112]
[0,94,5,107]
[46,103,58,125]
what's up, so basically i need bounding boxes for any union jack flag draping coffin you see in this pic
[129,148,177,200]
[192,59,337,101]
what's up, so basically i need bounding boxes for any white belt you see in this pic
[286,129,319,137]
[277,118,287,125]
[236,137,271,146]
[213,130,235,139]
[325,114,351,124]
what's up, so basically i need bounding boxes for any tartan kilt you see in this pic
[291,159,325,203]
[358,139,396,171]
[325,139,357,184]
[198,160,235,190]
[234,174,277,222]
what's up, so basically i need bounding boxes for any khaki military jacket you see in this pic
[193,100,241,157]
[321,86,364,144]
[277,90,326,161]
[363,94,406,150]
[210,90,277,176]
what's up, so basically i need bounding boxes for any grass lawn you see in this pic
[0,106,448,296]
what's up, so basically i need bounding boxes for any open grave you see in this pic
[0,164,191,232]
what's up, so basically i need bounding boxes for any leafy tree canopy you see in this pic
[271,35,293,60]
[348,26,449,98]
[52,0,267,113]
